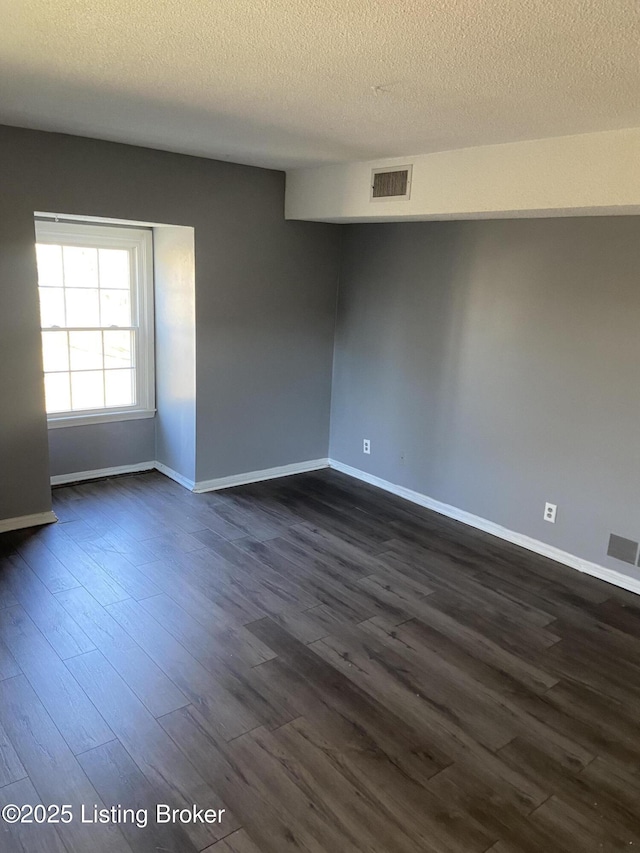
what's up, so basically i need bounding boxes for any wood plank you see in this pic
[106,599,262,739]
[529,794,640,852]
[77,542,161,600]
[0,777,69,853]
[271,716,493,853]
[136,595,294,731]
[0,636,21,680]
[66,650,235,849]
[227,726,366,853]
[0,554,96,659]
[56,587,189,717]
[246,617,452,783]
[138,593,276,669]
[0,675,132,853]
[498,736,640,842]
[0,716,27,787]
[159,704,324,853]
[78,739,200,853]
[379,598,559,694]
[202,829,263,853]
[39,523,130,605]
[0,606,113,754]
[14,530,81,594]
[6,471,640,851]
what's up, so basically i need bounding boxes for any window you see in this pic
[34,219,154,427]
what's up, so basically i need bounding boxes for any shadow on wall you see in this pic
[333,222,477,493]
[330,216,640,578]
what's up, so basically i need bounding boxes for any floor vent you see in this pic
[607,533,639,565]
[371,165,412,201]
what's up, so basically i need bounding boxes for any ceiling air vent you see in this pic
[370,165,413,201]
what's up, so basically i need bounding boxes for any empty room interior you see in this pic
[2,2,640,851]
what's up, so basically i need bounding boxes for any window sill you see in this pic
[47,409,156,430]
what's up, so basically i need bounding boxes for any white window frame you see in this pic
[35,219,155,428]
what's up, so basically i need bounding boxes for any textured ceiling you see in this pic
[1,0,639,169]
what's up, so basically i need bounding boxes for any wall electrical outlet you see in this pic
[544,502,557,523]
[363,439,371,454]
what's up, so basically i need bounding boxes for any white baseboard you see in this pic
[0,510,58,534]
[329,458,640,597]
[50,461,156,486]
[49,457,329,495]
[193,458,330,493]
[154,461,196,491]
[42,452,640,596]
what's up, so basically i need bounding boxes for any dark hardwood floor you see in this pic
[2,469,640,852]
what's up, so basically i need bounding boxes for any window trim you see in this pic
[35,219,155,427]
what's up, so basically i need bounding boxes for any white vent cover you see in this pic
[370,165,413,201]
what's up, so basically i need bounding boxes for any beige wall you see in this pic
[286,127,640,222]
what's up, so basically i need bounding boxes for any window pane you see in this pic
[39,287,65,327]
[34,223,150,420]
[100,289,131,326]
[104,330,132,369]
[69,331,103,370]
[42,331,69,372]
[105,369,134,407]
[36,244,63,287]
[44,373,71,413]
[99,249,130,289]
[63,246,98,288]
[71,371,105,410]
[65,288,100,326]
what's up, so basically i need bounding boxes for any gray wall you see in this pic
[331,217,640,581]
[0,124,339,520]
[154,225,196,483]
[48,420,155,478]
[0,211,51,518]
[195,213,339,480]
